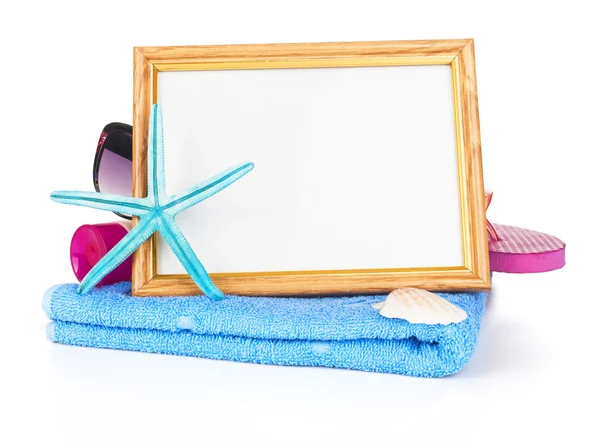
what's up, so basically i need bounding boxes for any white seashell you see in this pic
[371,288,467,325]
[371,301,385,311]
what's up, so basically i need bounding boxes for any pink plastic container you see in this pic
[70,222,132,286]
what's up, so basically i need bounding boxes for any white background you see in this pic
[1,1,598,440]
[158,65,463,274]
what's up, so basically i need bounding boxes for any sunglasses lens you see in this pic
[98,130,132,197]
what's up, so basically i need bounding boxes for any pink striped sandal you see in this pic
[485,192,566,273]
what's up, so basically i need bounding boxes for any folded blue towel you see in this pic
[43,283,487,377]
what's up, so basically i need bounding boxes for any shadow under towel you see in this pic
[43,282,487,378]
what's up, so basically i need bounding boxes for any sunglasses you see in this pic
[93,123,133,219]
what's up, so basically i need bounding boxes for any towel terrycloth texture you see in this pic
[43,282,487,377]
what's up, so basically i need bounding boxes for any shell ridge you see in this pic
[374,288,468,325]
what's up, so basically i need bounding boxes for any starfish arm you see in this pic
[165,162,255,216]
[50,191,150,216]
[158,215,224,300]
[147,103,167,204]
[77,216,158,294]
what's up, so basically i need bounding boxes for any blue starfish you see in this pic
[51,104,254,300]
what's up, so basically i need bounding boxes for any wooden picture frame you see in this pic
[132,39,490,296]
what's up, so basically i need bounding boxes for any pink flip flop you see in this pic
[485,193,566,274]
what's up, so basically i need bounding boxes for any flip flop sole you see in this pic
[488,224,566,274]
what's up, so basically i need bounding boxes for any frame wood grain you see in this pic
[132,39,490,296]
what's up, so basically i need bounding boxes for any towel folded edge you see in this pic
[42,283,487,377]
[47,319,481,377]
